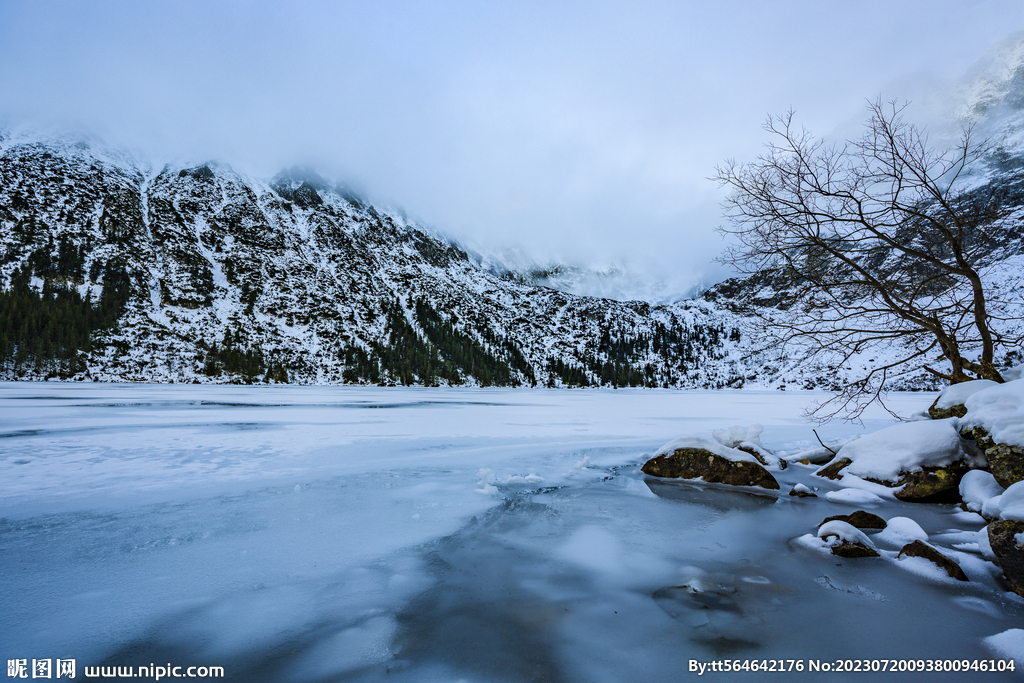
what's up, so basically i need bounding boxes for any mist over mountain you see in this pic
[3,24,1024,390]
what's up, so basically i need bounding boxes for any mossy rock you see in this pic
[891,461,970,503]
[898,540,968,581]
[814,457,852,481]
[927,398,968,420]
[960,426,1024,489]
[641,448,780,490]
[987,520,1024,597]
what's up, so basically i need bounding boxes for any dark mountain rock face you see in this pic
[0,135,747,386]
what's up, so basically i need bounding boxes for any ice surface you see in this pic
[1,384,1021,682]
[836,418,963,482]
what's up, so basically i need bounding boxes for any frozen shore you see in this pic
[1,383,1022,681]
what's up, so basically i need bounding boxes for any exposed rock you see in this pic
[988,520,1024,597]
[897,540,969,581]
[291,181,323,209]
[830,541,879,558]
[817,520,879,558]
[890,461,971,503]
[928,399,968,420]
[815,458,852,481]
[984,442,1024,490]
[960,426,1024,489]
[641,448,780,490]
[737,444,771,467]
[819,511,886,529]
[788,486,817,498]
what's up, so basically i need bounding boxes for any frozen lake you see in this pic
[1,383,1022,681]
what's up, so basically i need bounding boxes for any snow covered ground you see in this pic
[1,383,1022,681]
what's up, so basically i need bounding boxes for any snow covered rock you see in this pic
[961,379,1024,488]
[875,517,929,547]
[711,425,787,470]
[1001,481,1024,522]
[960,470,1005,517]
[928,380,999,419]
[818,419,969,502]
[817,521,879,558]
[819,511,887,530]
[641,437,780,490]
[897,540,969,581]
[788,484,816,498]
[987,519,1024,597]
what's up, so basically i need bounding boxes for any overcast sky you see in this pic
[2,1,1023,301]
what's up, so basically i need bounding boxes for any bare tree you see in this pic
[716,99,1020,418]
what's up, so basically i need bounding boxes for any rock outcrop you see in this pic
[641,448,779,490]
[897,540,969,581]
[890,462,971,503]
[962,427,1024,489]
[814,458,852,481]
[988,520,1024,597]
[819,511,886,530]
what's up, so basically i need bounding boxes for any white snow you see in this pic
[1004,363,1024,382]
[999,481,1024,522]
[817,520,875,548]
[983,628,1024,670]
[653,435,758,463]
[711,424,764,449]
[962,378,1024,448]
[933,379,1000,409]
[960,470,1005,514]
[825,488,885,506]
[876,516,929,547]
[835,418,963,482]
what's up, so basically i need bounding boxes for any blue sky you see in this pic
[2,0,1022,300]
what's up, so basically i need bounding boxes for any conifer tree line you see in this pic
[335,298,536,387]
[546,319,738,388]
[0,234,131,377]
[1,225,736,386]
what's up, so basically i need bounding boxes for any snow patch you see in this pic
[983,628,1024,670]
[933,379,999,409]
[876,517,929,547]
[1000,481,1024,522]
[654,436,758,463]
[960,470,1005,514]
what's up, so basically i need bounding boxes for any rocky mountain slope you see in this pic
[0,132,750,387]
[4,40,1024,391]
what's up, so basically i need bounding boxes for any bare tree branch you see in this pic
[715,99,1017,419]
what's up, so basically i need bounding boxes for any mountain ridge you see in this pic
[0,132,750,389]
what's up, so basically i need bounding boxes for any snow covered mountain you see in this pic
[4,38,1024,391]
[0,131,749,387]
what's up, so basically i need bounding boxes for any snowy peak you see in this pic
[957,32,1024,151]
[0,134,749,388]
